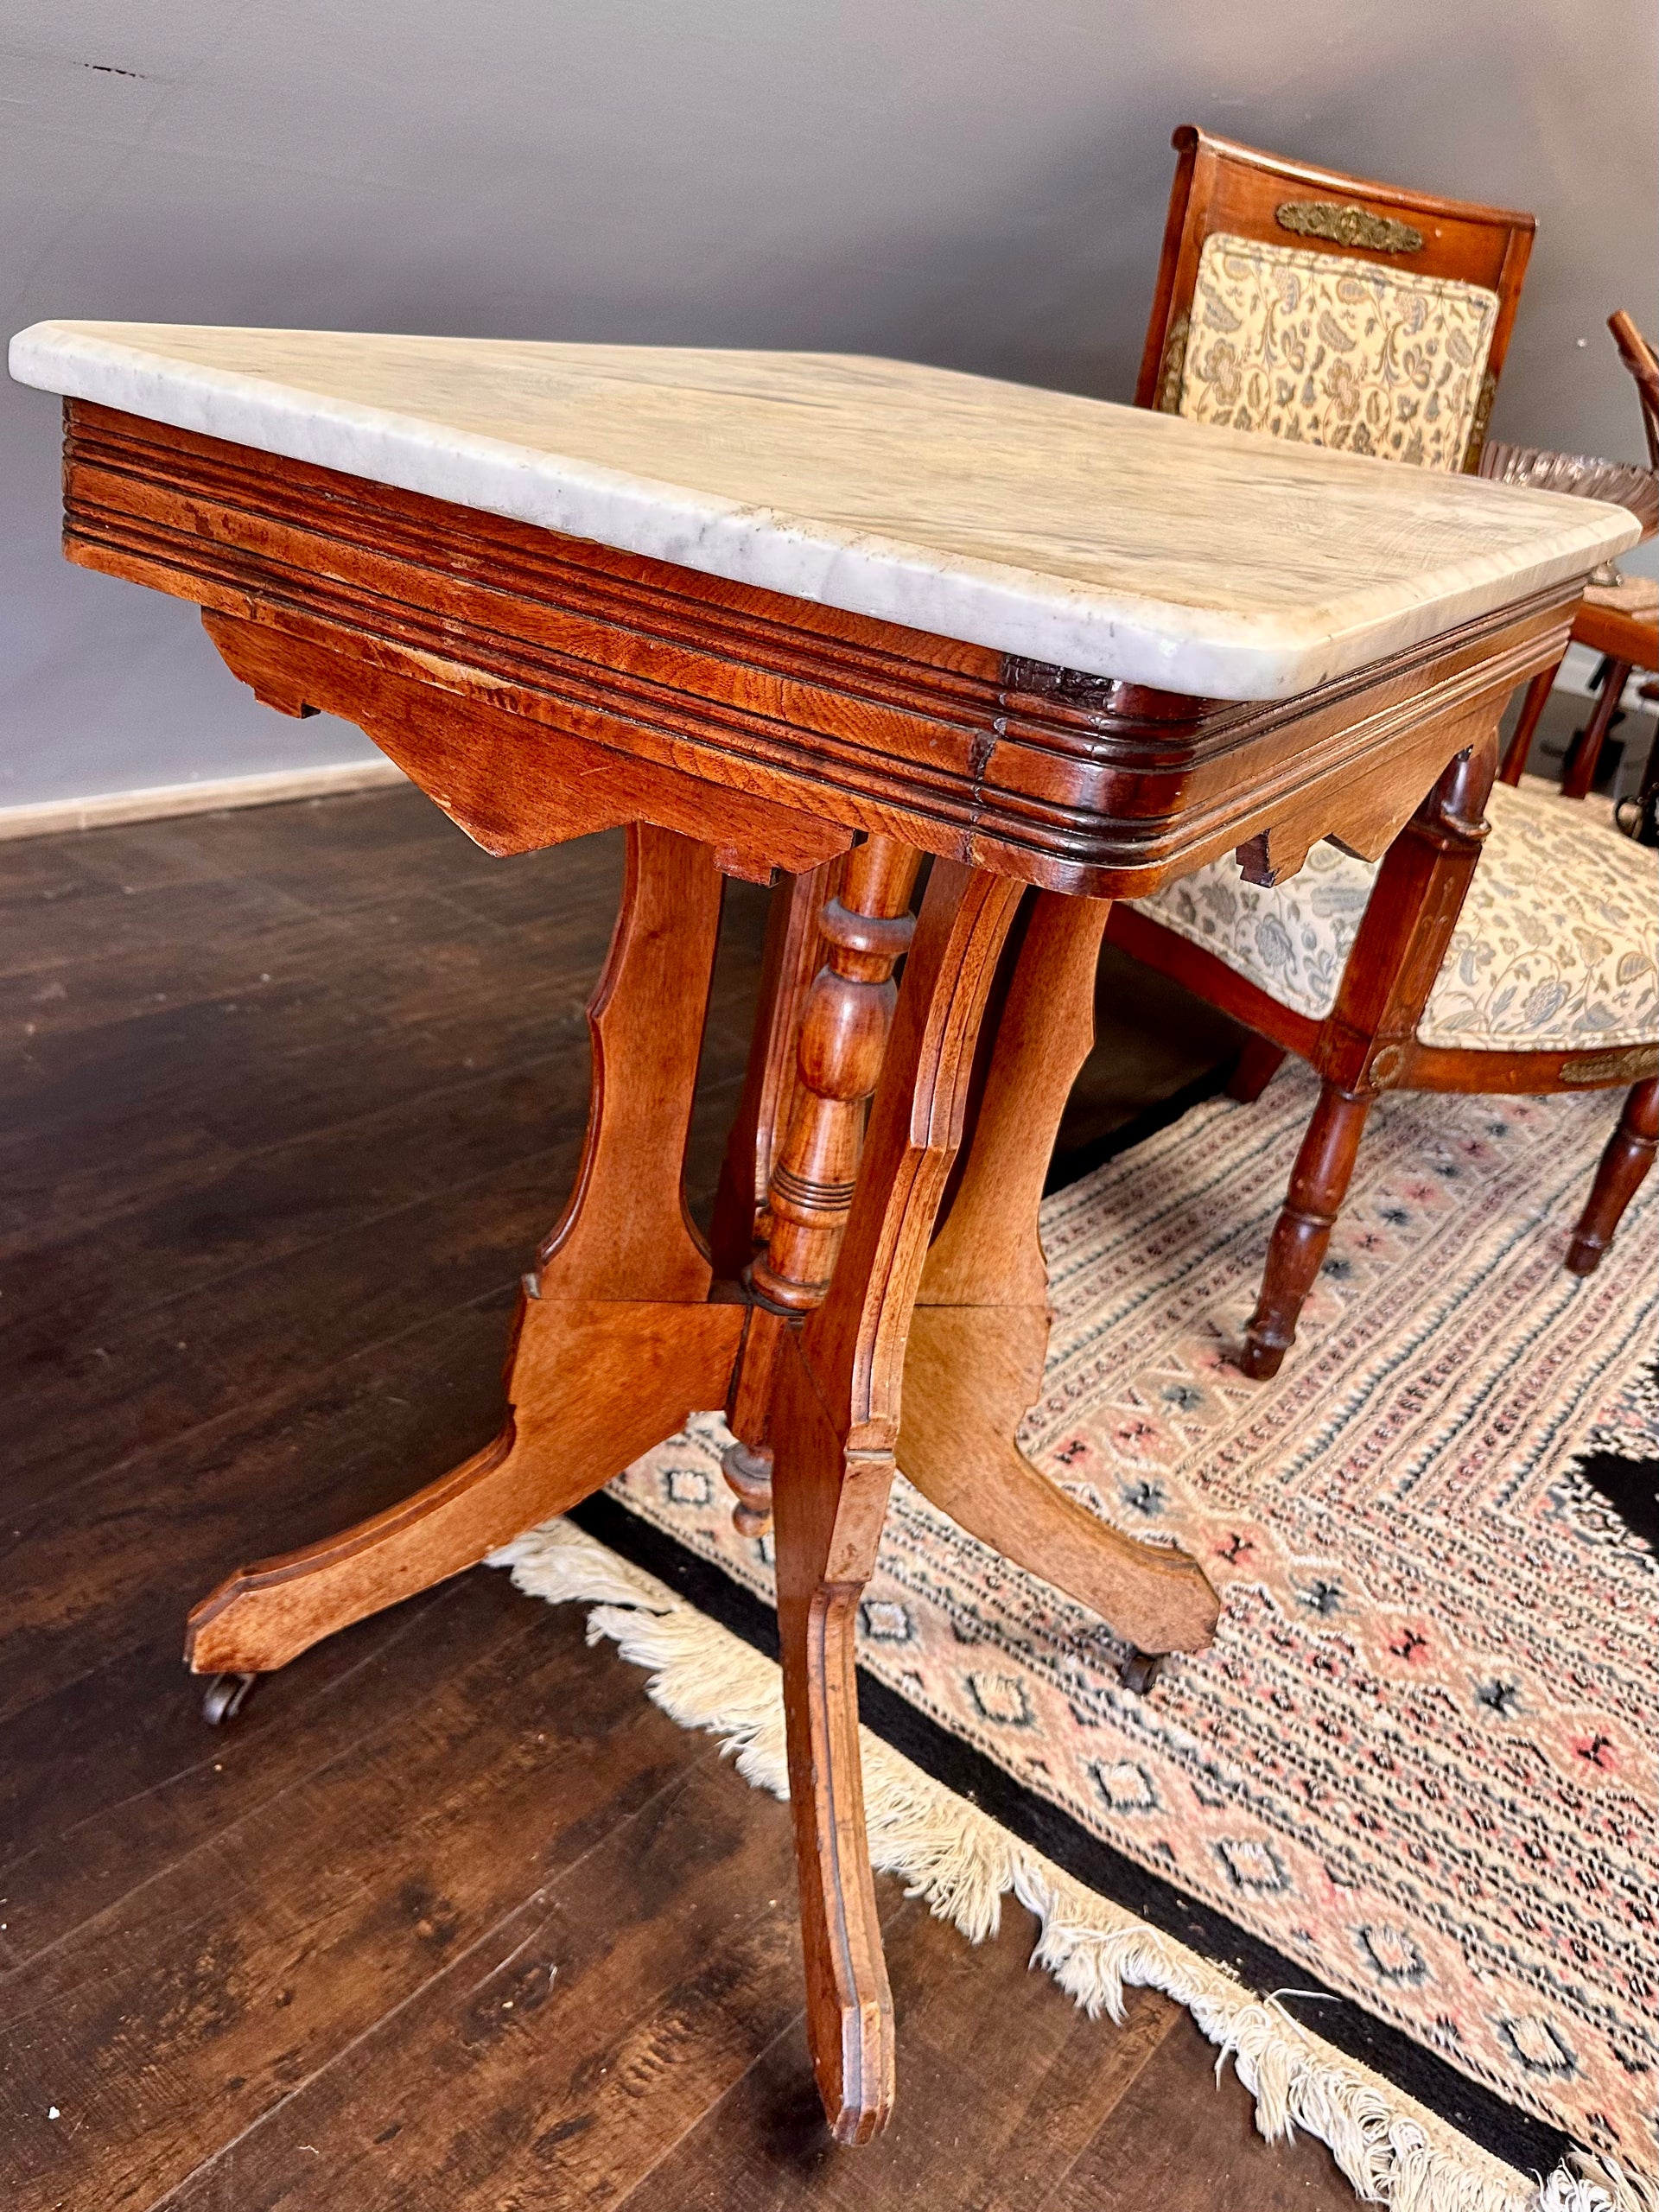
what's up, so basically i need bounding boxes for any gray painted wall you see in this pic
[4,0,1656,808]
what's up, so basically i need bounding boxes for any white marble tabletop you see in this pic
[10,322,1640,701]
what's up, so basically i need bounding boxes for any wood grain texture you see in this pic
[1569,598,1658,668]
[3,1609,712,2212]
[718,842,919,1531]
[607,1908,1179,2212]
[187,820,743,1675]
[801,863,1027,1452]
[751,838,922,1315]
[899,1306,1219,1652]
[63,403,1580,899]
[1039,2008,1379,2212]
[921,891,1112,1312]
[185,1295,745,1673]
[906,890,1218,1652]
[772,859,1024,2142]
[1316,735,1500,1090]
[535,823,723,1300]
[35,373,1609,2156]
[709,859,842,1279]
[203,609,851,885]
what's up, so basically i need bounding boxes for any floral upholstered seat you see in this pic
[1134,779,1658,1051]
[1172,234,1500,471]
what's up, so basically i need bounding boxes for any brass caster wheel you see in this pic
[201,1671,258,1726]
[1119,1650,1167,1696]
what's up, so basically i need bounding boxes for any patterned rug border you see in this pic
[567,1489,1568,2177]
[490,1512,1647,2212]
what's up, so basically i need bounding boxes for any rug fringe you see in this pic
[490,1518,1644,2212]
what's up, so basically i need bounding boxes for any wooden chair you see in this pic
[1108,130,1658,1378]
[1135,124,1535,468]
[1492,315,1659,805]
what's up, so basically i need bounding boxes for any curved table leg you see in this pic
[901,890,1220,1658]
[186,1294,744,1673]
[899,1305,1218,1655]
[771,1343,898,2144]
[185,822,738,1678]
[774,858,1023,2141]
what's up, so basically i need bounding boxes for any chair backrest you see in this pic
[1136,126,1535,474]
[1477,441,1659,541]
[1478,315,1659,549]
[1608,310,1659,473]
[1487,314,1659,802]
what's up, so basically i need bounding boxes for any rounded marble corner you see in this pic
[10,320,1642,703]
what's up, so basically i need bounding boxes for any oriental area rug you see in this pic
[493,1064,1659,2212]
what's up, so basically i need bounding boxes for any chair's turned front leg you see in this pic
[1243,733,1499,1381]
[771,858,1022,2142]
[1242,1081,1372,1377]
[1567,1077,1659,1274]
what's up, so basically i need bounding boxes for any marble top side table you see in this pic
[10,324,1639,2143]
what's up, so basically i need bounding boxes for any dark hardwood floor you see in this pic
[0,784,1363,2211]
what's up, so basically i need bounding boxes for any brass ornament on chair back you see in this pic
[1274,200,1426,254]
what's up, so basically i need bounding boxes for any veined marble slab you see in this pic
[10,321,1640,701]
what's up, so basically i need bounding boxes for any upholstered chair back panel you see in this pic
[1171,233,1500,473]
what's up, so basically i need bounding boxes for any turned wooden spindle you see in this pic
[721,836,921,1531]
[721,1440,778,1539]
[1567,1077,1659,1274]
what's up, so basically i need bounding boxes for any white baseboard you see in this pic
[0,757,409,842]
